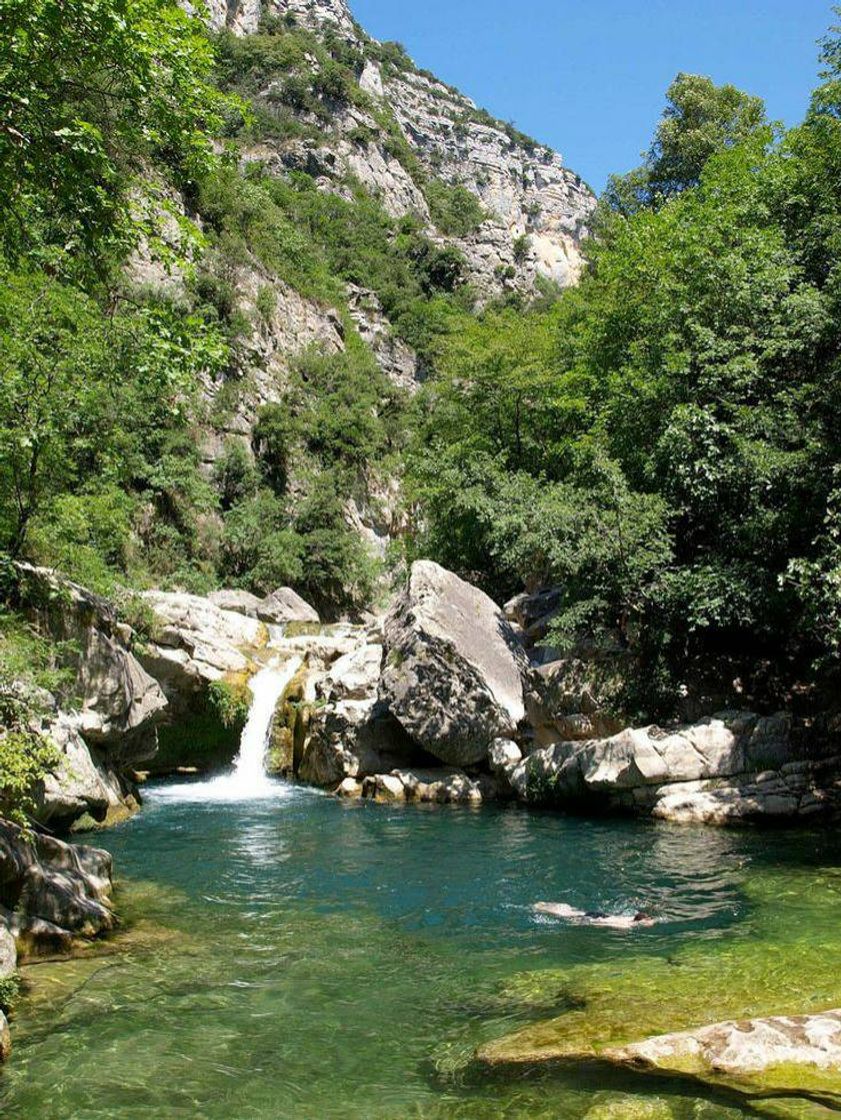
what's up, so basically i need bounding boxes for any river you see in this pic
[3,775,841,1118]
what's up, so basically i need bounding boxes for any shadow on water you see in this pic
[458,1057,841,1117]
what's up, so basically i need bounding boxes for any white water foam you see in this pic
[149,656,302,804]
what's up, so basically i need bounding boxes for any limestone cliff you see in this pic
[204,0,594,296]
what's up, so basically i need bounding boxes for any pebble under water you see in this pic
[3,778,841,1120]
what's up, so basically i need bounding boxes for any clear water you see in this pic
[3,779,841,1120]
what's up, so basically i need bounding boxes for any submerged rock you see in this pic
[379,562,529,767]
[606,1009,841,1076]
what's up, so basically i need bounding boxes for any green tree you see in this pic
[600,73,767,220]
[0,0,231,276]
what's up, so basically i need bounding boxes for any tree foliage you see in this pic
[0,0,233,277]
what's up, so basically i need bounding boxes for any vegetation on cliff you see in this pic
[2,0,841,755]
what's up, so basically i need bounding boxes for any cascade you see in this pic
[152,656,302,803]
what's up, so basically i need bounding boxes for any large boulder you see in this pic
[35,714,129,830]
[379,562,529,766]
[257,588,320,626]
[0,820,114,949]
[208,589,263,618]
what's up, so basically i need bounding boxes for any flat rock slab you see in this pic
[607,1010,841,1076]
[478,1008,841,1081]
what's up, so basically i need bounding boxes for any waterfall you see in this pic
[151,656,302,803]
[227,660,301,796]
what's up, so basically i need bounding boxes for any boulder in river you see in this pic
[379,562,529,766]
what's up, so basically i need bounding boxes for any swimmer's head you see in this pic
[633,911,655,926]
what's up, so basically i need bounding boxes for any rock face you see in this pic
[12,565,168,829]
[379,562,529,766]
[139,591,265,715]
[204,0,594,301]
[16,565,167,766]
[0,820,114,951]
[257,587,320,626]
[36,714,130,830]
[511,711,841,823]
[606,1009,841,1077]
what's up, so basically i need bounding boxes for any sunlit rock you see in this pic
[379,562,529,767]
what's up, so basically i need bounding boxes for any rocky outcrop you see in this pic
[257,587,320,626]
[511,711,841,823]
[139,591,266,716]
[379,561,529,766]
[11,565,167,828]
[0,820,114,953]
[605,1009,841,1077]
[346,285,420,392]
[205,1,594,300]
[16,565,167,765]
[206,0,358,38]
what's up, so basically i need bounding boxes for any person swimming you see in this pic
[533,902,656,929]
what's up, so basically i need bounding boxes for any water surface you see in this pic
[3,779,841,1119]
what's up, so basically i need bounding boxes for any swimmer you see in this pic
[534,902,656,929]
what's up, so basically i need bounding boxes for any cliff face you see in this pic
[153,0,596,559]
[205,0,595,296]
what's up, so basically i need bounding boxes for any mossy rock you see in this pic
[266,725,294,775]
[477,864,841,1106]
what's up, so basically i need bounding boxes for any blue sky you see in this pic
[351,0,834,193]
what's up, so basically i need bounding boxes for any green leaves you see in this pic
[0,0,238,279]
